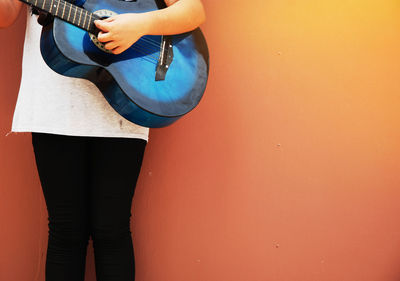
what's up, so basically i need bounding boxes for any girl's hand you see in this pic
[94,13,148,55]
[93,0,205,55]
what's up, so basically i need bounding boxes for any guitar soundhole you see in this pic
[89,9,119,54]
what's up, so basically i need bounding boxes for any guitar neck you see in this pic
[20,0,100,33]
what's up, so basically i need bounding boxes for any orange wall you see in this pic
[1,1,400,281]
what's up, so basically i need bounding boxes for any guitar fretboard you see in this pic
[20,0,100,33]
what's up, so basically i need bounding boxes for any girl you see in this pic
[0,1,205,280]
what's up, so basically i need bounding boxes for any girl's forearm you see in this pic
[0,0,22,28]
[141,0,206,36]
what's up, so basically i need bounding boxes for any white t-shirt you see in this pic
[11,7,149,141]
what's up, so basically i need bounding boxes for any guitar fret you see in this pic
[55,0,60,16]
[73,5,77,25]
[53,1,58,17]
[49,0,53,13]
[78,8,82,27]
[88,13,92,30]
[61,1,66,18]
[41,0,46,10]
[82,10,87,30]
[67,2,71,22]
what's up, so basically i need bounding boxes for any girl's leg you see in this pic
[32,133,91,281]
[88,137,146,281]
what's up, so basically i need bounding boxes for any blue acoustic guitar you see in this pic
[19,0,209,128]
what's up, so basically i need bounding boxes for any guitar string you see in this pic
[136,56,157,65]
[135,40,162,52]
[129,44,160,62]
[93,35,163,61]
[131,44,158,62]
[96,39,159,61]
[101,38,161,56]
[129,46,158,64]
[140,37,163,48]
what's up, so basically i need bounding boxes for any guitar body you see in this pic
[40,0,209,128]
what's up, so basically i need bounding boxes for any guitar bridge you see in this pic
[155,36,173,81]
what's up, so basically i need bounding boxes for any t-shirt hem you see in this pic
[10,126,149,141]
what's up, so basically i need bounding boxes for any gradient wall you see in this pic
[1,1,400,281]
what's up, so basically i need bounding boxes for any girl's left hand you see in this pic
[94,13,148,55]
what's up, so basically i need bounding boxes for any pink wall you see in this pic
[1,1,400,281]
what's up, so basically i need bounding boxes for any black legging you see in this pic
[32,132,147,281]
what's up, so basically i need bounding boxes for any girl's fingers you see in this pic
[103,16,115,22]
[94,19,111,32]
[104,41,118,50]
[97,31,112,42]
[112,46,124,55]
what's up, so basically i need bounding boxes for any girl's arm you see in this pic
[94,0,206,54]
[0,0,22,28]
